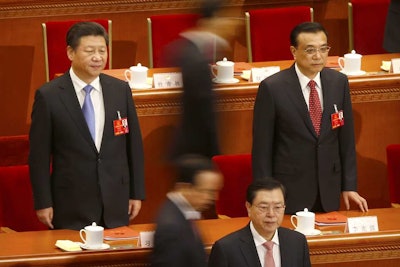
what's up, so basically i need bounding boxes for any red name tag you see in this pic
[113,118,129,136]
[331,110,344,129]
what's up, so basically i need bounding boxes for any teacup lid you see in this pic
[296,208,315,217]
[216,57,234,66]
[85,222,104,231]
[130,63,148,72]
[345,50,362,58]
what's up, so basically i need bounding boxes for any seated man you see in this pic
[151,154,223,267]
[208,179,311,267]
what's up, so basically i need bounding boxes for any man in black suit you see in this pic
[384,0,400,52]
[252,22,368,214]
[151,154,223,267]
[162,0,241,160]
[29,22,145,230]
[208,179,311,267]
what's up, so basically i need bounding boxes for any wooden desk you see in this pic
[0,208,399,266]
[104,54,400,224]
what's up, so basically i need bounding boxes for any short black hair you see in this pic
[66,21,109,50]
[174,154,217,184]
[246,179,287,204]
[200,0,224,18]
[290,22,328,47]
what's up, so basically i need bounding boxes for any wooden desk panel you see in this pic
[0,208,399,266]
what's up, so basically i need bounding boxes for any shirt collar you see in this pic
[69,68,101,94]
[167,192,201,220]
[294,63,321,90]
[250,221,280,246]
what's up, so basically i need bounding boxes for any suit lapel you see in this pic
[239,226,262,267]
[278,228,292,267]
[319,69,335,138]
[58,74,97,152]
[285,66,317,137]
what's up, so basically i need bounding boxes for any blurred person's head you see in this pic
[290,22,330,79]
[174,154,223,212]
[66,21,109,84]
[246,179,286,241]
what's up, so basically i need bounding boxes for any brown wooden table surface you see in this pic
[0,208,399,266]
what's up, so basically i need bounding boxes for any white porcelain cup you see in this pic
[124,63,148,86]
[79,222,104,249]
[139,231,155,248]
[338,50,362,74]
[212,57,234,82]
[290,208,315,234]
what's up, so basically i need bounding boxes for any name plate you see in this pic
[251,66,280,82]
[346,216,379,233]
[391,58,400,74]
[153,72,183,88]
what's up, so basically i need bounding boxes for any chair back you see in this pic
[245,6,313,62]
[348,0,390,54]
[147,13,200,68]
[0,165,48,231]
[42,19,112,82]
[386,144,400,204]
[212,154,252,217]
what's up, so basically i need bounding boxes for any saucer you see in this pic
[295,228,322,236]
[340,70,366,76]
[129,82,152,89]
[79,243,110,250]
[212,78,240,84]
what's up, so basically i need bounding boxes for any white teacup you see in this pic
[338,50,362,74]
[139,231,155,248]
[124,63,148,87]
[79,222,104,249]
[290,208,315,234]
[212,57,234,82]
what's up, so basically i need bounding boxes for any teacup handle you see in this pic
[290,215,298,229]
[124,69,131,82]
[210,65,218,78]
[338,57,345,70]
[79,229,87,243]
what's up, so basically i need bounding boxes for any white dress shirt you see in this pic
[250,222,281,267]
[70,69,105,151]
[295,63,324,112]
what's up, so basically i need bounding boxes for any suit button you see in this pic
[97,158,101,163]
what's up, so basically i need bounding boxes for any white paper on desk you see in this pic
[251,66,280,83]
[346,216,379,233]
[391,58,400,73]
[153,72,183,88]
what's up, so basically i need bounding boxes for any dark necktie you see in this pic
[82,85,95,141]
[308,80,322,135]
[263,241,275,267]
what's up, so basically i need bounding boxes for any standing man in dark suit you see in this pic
[384,0,400,53]
[151,154,223,267]
[162,0,241,160]
[208,179,311,267]
[29,22,145,230]
[252,22,368,214]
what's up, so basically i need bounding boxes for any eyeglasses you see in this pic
[303,46,331,55]
[254,204,286,214]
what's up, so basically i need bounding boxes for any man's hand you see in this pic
[36,207,54,229]
[342,191,369,212]
[128,199,142,221]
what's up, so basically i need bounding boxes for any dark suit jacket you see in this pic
[29,72,145,230]
[384,0,400,52]
[151,199,207,267]
[252,65,357,213]
[208,224,311,267]
[162,37,220,159]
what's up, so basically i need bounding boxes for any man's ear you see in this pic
[290,46,297,60]
[66,46,74,61]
